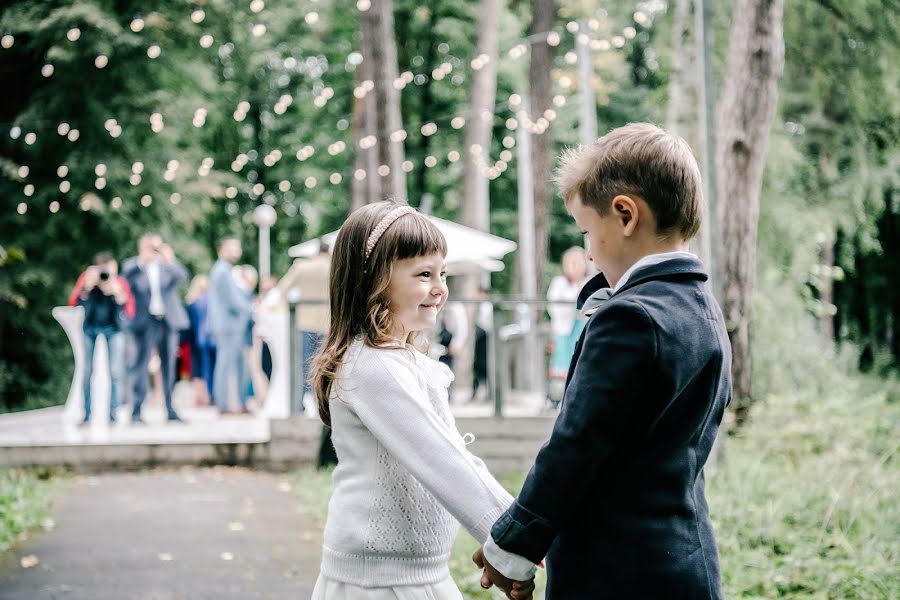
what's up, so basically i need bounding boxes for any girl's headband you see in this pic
[364,206,417,260]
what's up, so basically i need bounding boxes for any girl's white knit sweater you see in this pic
[319,338,514,587]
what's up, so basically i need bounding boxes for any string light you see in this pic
[95,164,106,176]
[50,201,60,213]
[111,197,122,209]
[17,166,29,178]
[58,165,69,177]
[7,5,652,215]
[24,184,34,196]
[1,35,13,49]
[17,203,27,215]
[60,181,70,193]
[140,194,152,206]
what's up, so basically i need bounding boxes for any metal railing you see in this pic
[285,297,579,417]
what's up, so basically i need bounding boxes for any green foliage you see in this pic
[0,468,66,554]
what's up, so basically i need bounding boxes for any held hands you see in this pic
[472,546,535,600]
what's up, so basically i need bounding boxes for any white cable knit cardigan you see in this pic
[319,338,514,587]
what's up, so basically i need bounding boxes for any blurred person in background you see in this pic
[122,234,190,423]
[546,246,590,408]
[185,275,214,406]
[208,238,253,415]
[68,252,135,424]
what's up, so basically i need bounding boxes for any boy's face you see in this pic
[567,194,627,287]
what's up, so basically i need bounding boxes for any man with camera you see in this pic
[122,233,190,423]
[68,252,135,425]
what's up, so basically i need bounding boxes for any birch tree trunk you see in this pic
[716,0,785,426]
[359,0,407,201]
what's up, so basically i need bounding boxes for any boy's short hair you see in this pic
[555,123,702,240]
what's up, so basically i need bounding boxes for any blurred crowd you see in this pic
[69,233,275,425]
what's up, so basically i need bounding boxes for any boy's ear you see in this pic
[611,195,639,236]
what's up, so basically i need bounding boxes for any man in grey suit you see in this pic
[208,237,253,414]
[122,233,190,423]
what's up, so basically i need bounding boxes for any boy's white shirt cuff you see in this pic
[483,534,538,581]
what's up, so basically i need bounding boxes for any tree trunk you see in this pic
[354,15,382,208]
[359,0,407,201]
[351,34,379,210]
[530,0,555,294]
[460,0,500,232]
[716,0,785,427]
[818,238,835,341]
[457,0,501,402]
[665,0,694,139]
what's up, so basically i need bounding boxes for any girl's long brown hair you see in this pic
[309,201,447,426]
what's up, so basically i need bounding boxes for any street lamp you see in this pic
[253,204,278,281]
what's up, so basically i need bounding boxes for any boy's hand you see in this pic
[472,546,535,600]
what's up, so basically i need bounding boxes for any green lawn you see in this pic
[295,375,898,599]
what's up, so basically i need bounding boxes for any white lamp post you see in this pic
[253,204,278,281]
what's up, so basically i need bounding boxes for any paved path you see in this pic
[0,468,321,599]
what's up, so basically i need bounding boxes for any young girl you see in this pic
[309,202,535,600]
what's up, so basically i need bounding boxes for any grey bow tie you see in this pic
[581,287,614,317]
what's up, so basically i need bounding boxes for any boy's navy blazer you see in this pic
[491,256,731,599]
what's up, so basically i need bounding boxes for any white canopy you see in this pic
[288,216,517,274]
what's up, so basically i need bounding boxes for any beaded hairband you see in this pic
[364,205,417,260]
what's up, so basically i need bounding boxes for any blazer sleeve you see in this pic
[490,300,657,563]
[347,351,514,543]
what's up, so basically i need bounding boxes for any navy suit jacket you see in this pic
[491,256,731,599]
[121,257,190,332]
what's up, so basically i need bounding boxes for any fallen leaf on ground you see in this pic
[20,555,39,568]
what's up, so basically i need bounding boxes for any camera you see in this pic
[99,270,110,281]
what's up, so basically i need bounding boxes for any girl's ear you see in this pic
[611,194,639,236]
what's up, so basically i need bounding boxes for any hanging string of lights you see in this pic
[4,3,657,214]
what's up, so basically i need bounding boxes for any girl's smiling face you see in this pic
[386,253,448,341]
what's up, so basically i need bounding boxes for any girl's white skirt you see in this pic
[311,574,464,600]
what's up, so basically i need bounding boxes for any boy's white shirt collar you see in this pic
[581,251,697,319]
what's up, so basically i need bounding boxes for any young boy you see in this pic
[476,123,732,599]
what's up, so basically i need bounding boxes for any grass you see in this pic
[707,376,899,599]
[294,374,898,599]
[0,467,67,555]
